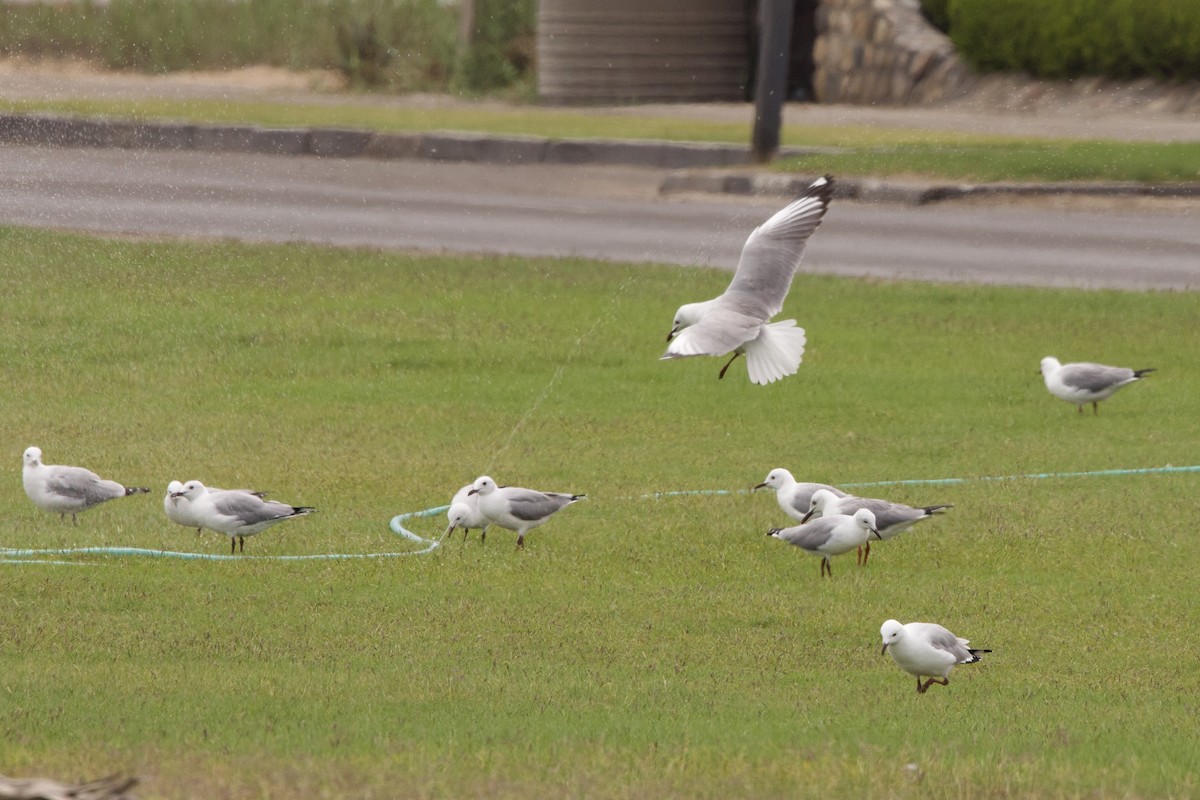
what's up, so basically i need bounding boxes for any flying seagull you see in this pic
[662,175,834,385]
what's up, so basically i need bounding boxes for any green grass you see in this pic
[780,140,1200,183]
[2,226,1200,798]
[8,94,1200,183]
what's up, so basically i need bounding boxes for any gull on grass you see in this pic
[468,475,585,548]
[766,508,880,578]
[803,488,951,565]
[175,480,315,554]
[880,619,990,694]
[754,467,846,522]
[662,175,834,385]
[23,446,149,524]
[445,483,490,542]
[1039,356,1154,415]
[164,480,268,536]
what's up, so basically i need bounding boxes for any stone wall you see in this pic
[813,0,973,104]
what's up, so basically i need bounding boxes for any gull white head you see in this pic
[446,502,472,535]
[753,468,794,491]
[23,446,43,468]
[801,488,839,523]
[180,480,208,500]
[854,508,881,539]
[166,480,186,505]
[666,301,710,343]
[880,618,904,655]
[468,476,497,497]
[1040,356,1061,377]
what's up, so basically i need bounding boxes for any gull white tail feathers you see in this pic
[743,320,807,386]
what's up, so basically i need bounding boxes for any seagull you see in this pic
[1039,356,1154,415]
[766,508,880,578]
[22,446,150,524]
[802,488,951,565]
[175,480,315,554]
[661,175,834,385]
[880,619,991,694]
[753,468,846,523]
[163,480,268,536]
[468,475,584,548]
[445,483,489,542]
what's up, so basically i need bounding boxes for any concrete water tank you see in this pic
[538,0,752,104]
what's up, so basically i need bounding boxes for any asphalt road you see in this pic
[2,143,1197,290]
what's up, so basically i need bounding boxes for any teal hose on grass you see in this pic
[3,464,1198,564]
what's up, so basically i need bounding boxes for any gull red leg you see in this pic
[718,352,741,380]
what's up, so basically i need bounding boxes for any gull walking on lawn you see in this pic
[754,467,846,522]
[175,480,315,554]
[1039,356,1154,415]
[767,508,880,578]
[662,175,834,385]
[468,475,584,548]
[803,488,951,565]
[445,483,490,542]
[23,446,149,524]
[880,619,991,694]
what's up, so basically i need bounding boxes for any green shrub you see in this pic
[943,0,1200,80]
[453,0,536,94]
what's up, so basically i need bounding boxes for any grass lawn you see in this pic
[7,95,1200,184]
[2,226,1199,798]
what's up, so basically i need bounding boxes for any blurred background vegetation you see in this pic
[922,0,1200,81]
[1,0,1198,95]
[0,0,536,95]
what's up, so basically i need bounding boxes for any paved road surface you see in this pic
[2,143,1197,290]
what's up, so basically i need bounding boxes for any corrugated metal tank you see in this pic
[538,0,752,104]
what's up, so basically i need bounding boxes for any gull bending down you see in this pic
[880,619,990,694]
[803,488,951,565]
[23,446,149,524]
[175,480,315,554]
[468,475,584,548]
[1039,356,1154,415]
[766,508,880,578]
[753,467,846,522]
[445,483,490,542]
[662,175,834,385]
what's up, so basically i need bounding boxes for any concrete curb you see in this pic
[659,170,1200,205]
[2,111,1195,205]
[0,111,795,170]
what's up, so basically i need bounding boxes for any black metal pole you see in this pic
[752,0,795,163]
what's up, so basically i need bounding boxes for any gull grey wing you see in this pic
[1060,363,1135,392]
[723,176,834,319]
[789,483,846,516]
[780,517,837,550]
[661,306,763,359]
[46,466,125,505]
[506,490,572,521]
[923,625,976,663]
[210,491,292,525]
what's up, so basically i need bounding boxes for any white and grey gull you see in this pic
[174,480,315,554]
[23,446,149,524]
[766,508,880,578]
[880,619,991,694]
[803,488,951,565]
[468,475,584,548]
[1039,356,1154,415]
[662,175,834,385]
